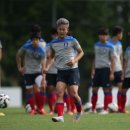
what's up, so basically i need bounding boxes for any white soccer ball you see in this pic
[83,102,92,112]
[108,103,118,113]
[25,104,32,113]
[96,103,104,113]
[0,94,10,108]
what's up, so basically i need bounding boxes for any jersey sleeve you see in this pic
[109,46,116,59]
[73,38,81,49]
[18,45,26,55]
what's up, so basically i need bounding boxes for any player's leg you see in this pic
[100,68,112,114]
[47,85,57,114]
[35,74,46,114]
[68,85,82,121]
[120,78,130,113]
[91,69,100,113]
[91,87,99,112]
[64,89,73,115]
[52,81,66,122]
[24,74,36,115]
[114,71,123,111]
[46,74,57,114]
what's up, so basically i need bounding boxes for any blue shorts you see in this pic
[122,78,130,89]
[57,68,80,86]
[113,71,122,84]
[24,73,41,86]
[46,73,57,86]
[93,68,111,88]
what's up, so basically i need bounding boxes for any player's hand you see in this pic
[109,72,114,81]
[18,67,25,75]
[41,78,46,87]
[91,69,95,78]
[66,58,75,66]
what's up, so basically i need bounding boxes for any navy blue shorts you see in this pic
[46,73,57,86]
[57,68,80,86]
[122,78,130,89]
[93,68,111,88]
[113,71,122,84]
[24,73,41,86]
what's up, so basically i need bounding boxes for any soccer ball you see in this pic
[83,102,92,112]
[96,103,104,113]
[0,94,10,108]
[25,104,32,113]
[108,103,118,113]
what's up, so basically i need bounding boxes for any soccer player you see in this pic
[16,32,47,115]
[25,24,47,114]
[0,41,5,116]
[109,26,123,112]
[91,27,115,114]
[120,46,130,113]
[46,28,58,114]
[47,18,84,122]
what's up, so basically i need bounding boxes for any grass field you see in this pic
[0,107,130,130]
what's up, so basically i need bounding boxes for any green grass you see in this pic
[0,107,130,130]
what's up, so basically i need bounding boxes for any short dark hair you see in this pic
[112,26,123,36]
[31,24,41,33]
[51,28,57,35]
[30,32,41,40]
[98,27,109,35]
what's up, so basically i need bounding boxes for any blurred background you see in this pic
[1,0,130,106]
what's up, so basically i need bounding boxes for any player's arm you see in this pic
[46,47,55,71]
[67,47,84,66]
[16,49,25,74]
[41,57,47,87]
[110,55,115,81]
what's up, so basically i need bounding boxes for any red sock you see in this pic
[74,100,82,113]
[104,92,112,110]
[64,93,71,111]
[70,97,76,112]
[91,93,98,111]
[48,93,56,111]
[117,91,122,111]
[26,93,35,110]
[121,94,126,111]
[35,92,46,110]
[56,103,64,116]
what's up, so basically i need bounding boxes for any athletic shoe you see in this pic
[86,109,97,114]
[49,111,54,115]
[52,116,64,122]
[119,109,129,114]
[37,108,47,115]
[73,112,83,122]
[67,111,74,115]
[29,110,37,115]
[99,110,109,115]
[0,112,5,116]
